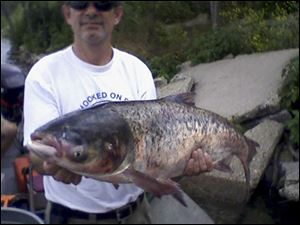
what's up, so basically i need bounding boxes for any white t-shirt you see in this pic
[23,46,157,213]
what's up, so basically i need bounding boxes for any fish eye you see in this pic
[71,147,87,162]
[104,142,113,151]
[74,151,82,158]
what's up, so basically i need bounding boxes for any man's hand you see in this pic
[184,148,213,176]
[29,150,82,185]
[43,162,82,185]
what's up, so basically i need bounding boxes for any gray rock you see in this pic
[241,110,292,130]
[177,61,192,73]
[157,76,194,98]
[267,110,292,123]
[154,77,168,88]
[244,120,284,189]
[178,49,298,122]
[279,162,299,201]
[149,192,214,224]
[170,72,193,83]
[179,119,284,204]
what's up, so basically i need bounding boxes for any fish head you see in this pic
[28,108,134,176]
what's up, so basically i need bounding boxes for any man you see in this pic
[24,1,213,223]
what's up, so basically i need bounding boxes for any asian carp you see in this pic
[27,93,259,207]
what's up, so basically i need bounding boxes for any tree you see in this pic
[210,1,219,29]
[1,1,17,34]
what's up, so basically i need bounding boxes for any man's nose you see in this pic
[85,3,98,15]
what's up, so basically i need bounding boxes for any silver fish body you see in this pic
[27,93,258,206]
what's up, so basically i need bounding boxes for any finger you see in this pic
[54,169,82,185]
[184,159,195,176]
[192,150,200,174]
[71,175,82,185]
[204,153,214,171]
[53,169,73,184]
[43,161,60,175]
[197,149,208,172]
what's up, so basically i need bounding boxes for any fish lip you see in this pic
[29,132,63,157]
[30,131,43,141]
[27,140,57,159]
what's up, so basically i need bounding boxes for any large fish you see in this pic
[27,93,259,207]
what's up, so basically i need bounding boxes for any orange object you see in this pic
[14,155,44,193]
[14,155,31,193]
[1,194,15,207]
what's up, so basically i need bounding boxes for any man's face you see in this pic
[63,2,123,45]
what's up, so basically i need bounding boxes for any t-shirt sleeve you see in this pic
[137,62,157,101]
[23,63,59,146]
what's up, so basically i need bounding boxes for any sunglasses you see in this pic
[66,1,119,11]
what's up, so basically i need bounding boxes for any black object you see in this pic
[1,207,44,224]
[1,63,26,123]
[49,194,143,223]
[66,1,121,11]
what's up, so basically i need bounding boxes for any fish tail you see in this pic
[239,153,252,203]
[246,137,259,164]
[241,159,250,186]
[241,137,259,186]
[240,138,259,199]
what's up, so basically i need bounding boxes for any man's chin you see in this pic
[82,34,107,45]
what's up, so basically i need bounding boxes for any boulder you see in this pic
[149,192,214,224]
[179,119,284,204]
[178,49,299,122]
[279,162,299,201]
[156,76,194,98]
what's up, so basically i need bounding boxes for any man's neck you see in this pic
[72,42,113,66]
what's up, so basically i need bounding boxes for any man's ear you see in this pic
[62,4,72,25]
[113,6,124,25]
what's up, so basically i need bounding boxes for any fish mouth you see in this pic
[27,140,57,160]
[28,131,63,158]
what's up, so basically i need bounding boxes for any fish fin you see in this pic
[163,178,188,207]
[245,137,259,164]
[213,155,233,173]
[163,92,195,106]
[239,137,259,186]
[123,167,187,207]
[112,183,119,190]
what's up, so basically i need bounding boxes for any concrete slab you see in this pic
[178,49,299,122]
[149,192,214,224]
[157,76,194,98]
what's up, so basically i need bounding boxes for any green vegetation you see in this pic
[1,1,298,149]
[1,1,298,80]
[1,2,73,53]
[279,57,299,148]
[187,1,299,66]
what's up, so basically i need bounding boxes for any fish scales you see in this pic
[27,93,259,207]
[107,99,245,179]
